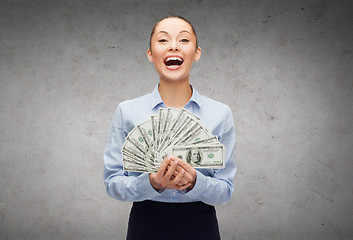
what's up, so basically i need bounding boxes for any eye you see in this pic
[158,39,167,42]
[181,39,189,42]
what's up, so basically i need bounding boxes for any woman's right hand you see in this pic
[149,157,192,192]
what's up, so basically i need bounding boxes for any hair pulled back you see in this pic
[149,15,198,53]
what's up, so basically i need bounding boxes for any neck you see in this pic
[158,78,192,109]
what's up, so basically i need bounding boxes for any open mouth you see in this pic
[164,56,183,69]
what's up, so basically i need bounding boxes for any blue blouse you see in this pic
[103,84,237,206]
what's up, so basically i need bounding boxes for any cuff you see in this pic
[184,170,206,199]
[137,173,162,199]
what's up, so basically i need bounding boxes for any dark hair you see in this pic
[149,15,198,53]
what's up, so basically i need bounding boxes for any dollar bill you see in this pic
[171,144,225,169]
[122,139,145,160]
[156,108,167,151]
[190,136,219,145]
[161,116,195,151]
[177,122,212,145]
[121,108,224,172]
[150,114,158,142]
[122,150,157,172]
[157,108,181,152]
[123,155,151,172]
[137,119,153,147]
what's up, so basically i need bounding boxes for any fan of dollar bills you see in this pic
[122,107,225,173]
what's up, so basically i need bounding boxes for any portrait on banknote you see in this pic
[186,147,202,166]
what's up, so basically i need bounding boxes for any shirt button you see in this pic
[173,191,177,195]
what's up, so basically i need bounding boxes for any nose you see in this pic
[169,39,179,51]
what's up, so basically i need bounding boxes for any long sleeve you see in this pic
[103,85,237,205]
[103,104,161,202]
[184,106,237,206]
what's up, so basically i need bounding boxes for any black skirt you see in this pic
[126,200,221,240]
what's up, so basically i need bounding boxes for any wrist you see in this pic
[188,173,197,191]
[149,173,164,192]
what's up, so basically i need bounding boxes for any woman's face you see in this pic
[147,18,201,83]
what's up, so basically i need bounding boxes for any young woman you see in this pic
[103,15,237,240]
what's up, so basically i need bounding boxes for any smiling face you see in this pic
[147,17,201,83]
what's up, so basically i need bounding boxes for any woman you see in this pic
[103,15,237,240]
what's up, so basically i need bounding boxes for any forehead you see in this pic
[154,18,193,36]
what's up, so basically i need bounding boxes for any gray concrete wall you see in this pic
[1,0,352,239]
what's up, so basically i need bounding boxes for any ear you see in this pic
[147,48,153,63]
[194,47,201,62]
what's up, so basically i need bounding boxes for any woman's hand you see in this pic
[172,157,197,190]
[167,157,196,187]
[149,157,192,191]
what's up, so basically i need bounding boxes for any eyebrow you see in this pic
[156,30,192,35]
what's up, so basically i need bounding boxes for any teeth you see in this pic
[165,56,183,62]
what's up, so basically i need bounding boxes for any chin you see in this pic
[160,74,189,83]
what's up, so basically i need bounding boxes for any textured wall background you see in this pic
[1,0,352,239]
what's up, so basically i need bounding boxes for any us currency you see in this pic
[155,109,209,165]
[149,114,159,155]
[123,155,147,172]
[171,144,225,169]
[150,114,158,143]
[122,107,224,172]
[123,154,158,172]
[122,139,145,160]
[157,108,188,153]
[122,150,157,172]
[122,134,156,171]
[177,122,212,145]
[159,116,195,154]
[156,108,167,151]
[124,126,147,155]
[191,136,219,145]
[137,119,155,161]
[157,108,184,153]
[163,108,200,143]
[137,119,153,147]
[156,108,172,152]
[125,115,160,171]
[154,122,213,164]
